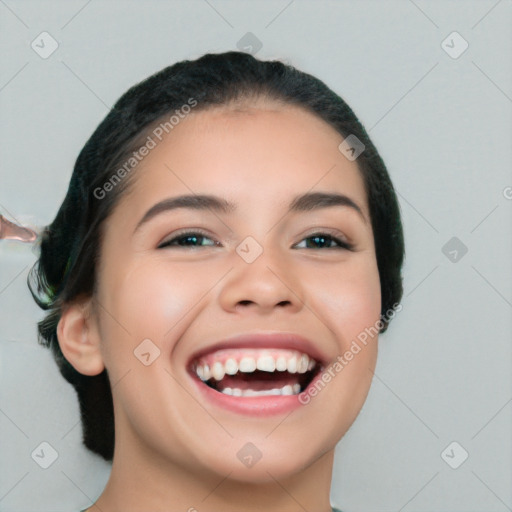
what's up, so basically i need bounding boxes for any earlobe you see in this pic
[57,300,105,376]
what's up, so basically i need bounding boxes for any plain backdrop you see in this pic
[0,1,511,511]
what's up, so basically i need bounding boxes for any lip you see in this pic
[186,331,329,416]
[187,331,329,367]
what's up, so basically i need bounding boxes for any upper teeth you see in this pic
[194,350,316,382]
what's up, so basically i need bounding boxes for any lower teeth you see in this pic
[219,384,301,396]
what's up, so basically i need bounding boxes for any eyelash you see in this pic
[157,229,354,251]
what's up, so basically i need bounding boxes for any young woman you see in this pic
[28,50,405,512]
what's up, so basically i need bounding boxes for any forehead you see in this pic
[113,102,369,223]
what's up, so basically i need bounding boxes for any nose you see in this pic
[218,243,304,315]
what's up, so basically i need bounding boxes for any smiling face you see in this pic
[82,99,381,483]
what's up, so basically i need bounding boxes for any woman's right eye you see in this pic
[157,231,218,249]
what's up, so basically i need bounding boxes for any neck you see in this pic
[88,421,335,512]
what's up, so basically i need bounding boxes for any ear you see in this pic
[57,298,105,376]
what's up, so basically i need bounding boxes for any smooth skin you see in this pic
[58,98,381,512]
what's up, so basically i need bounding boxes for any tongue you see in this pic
[217,371,300,391]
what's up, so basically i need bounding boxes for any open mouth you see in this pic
[190,348,323,397]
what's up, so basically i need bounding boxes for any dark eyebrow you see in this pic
[134,191,367,234]
[289,192,366,223]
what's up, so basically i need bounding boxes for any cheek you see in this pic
[107,260,208,338]
[96,259,212,379]
[308,255,381,350]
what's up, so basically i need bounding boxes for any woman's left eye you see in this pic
[294,233,353,250]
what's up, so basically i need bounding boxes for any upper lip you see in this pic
[187,331,329,368]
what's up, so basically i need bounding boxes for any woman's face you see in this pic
[92,100,381,481]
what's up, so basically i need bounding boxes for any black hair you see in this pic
[28,50,405,462]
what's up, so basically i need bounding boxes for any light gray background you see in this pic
[0,1,511,511]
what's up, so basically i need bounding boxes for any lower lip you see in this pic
[189,372,313,416]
